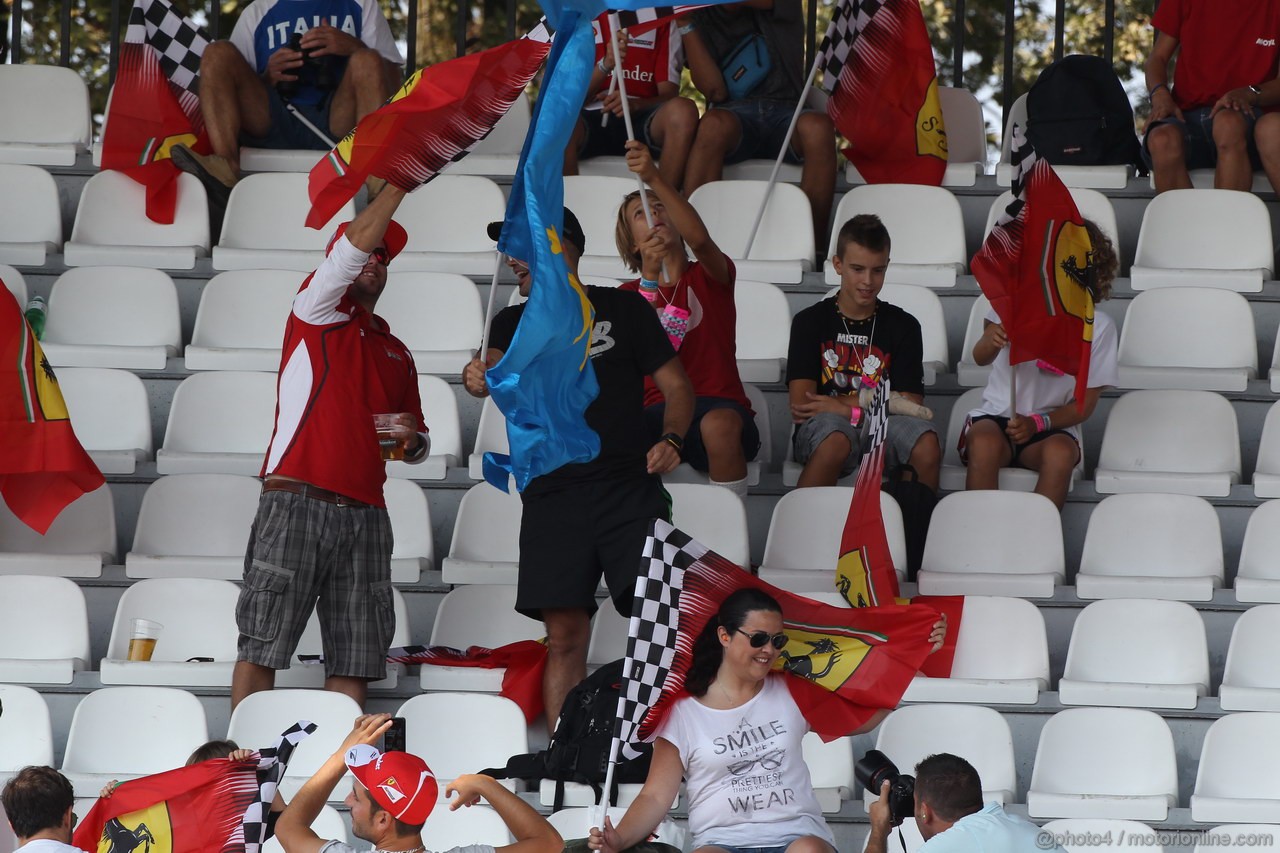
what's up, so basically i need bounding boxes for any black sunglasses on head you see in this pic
[736,628,788,650]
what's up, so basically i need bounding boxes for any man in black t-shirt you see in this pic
[786,214,940,489]
[461,208,694,728]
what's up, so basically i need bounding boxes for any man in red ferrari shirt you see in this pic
[232,184,429,711]
[1144,0,1280,192]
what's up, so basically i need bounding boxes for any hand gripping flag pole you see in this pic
[479,251,505,362]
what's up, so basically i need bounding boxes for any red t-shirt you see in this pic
[588,15,682,104]
[1153,0,1280,110]
[620,255,753,412]
[262,236,425,507]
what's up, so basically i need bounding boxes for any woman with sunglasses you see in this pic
[590,588,886,853]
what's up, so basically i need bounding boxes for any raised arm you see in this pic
[445,774,561,853]
[624,140,728,282]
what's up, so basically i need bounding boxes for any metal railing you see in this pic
[5,0,1122,130]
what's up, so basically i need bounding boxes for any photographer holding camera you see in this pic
[866,753,1064,853]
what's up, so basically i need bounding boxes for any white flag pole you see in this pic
[478,251,504,359]
[743,55,823,257]
[593,737,623,838]
[601,72,617,127]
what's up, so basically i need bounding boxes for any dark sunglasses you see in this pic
[370,247,391,265]
[736,628,788,650]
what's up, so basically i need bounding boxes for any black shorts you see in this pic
[963,414,1080,468]
[643,396,761,473]
[516,475,671,620]
[578,105,663,160]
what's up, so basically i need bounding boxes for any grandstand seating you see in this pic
[1191,713,1280,824]
[420,584,543,692]
[184,270,299,371]
[564,174,638,279]
[386,374,463,480]
[0,686,55,784]
[383,464,436,583]
[825,184,966,287]
[0,484,115,578]
[41,266,182,370]
[1130,190,1273,292]
[393,175,505,275]
[803,732,857,812]
[442,94,530,177]
[0,265,27,304]
[0,65,92,166]
[878,283,948,385]
[664,483,751,568]
[227,689,363,800]
[1116,288,1257,391]
[156,371,278,475]
[125,474,258,579]
[0,164,62,265]
[441,481,522,584]
[955,295,993,386]
[734,279,791,383]
[1074,494,1224,601]
[996,94,1131,189]
[0,576,90,683]
[1219,606,1280,712]
[1250,404,1280,498]
[378,271,484,373]
[847,86,988,188]
[212,173,354,271]
[64,170,210,269]
[396,693,528,797]
[57,367,152,474]
[688,180,815,284]
[1236,501,1280,602]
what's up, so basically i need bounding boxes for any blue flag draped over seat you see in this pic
[484,0,737,493]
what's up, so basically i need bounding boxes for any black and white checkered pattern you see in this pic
[242,721,316,853]
[613,519,707,761]
[609,5,705,34]
[816,0,884,95]
[993,122,1038,230]
[865,377,890,452]
[126,0,209,95]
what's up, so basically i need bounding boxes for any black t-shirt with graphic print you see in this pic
[490,285,677,493]
[785,296,925,397]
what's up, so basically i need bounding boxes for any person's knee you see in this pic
[910,431,942,470]
[795,112,835,151]
[543,610,590,654]
[1035,437,1079,476]
[1146,124,1185,166]
[699,408,744,449]
[809,430,852,461]
[964,425,1005,467]
[785,836,832,853]
[659,97,699,138]
[1212,111,1248,150]
[695,110,740,151]
[346,47,387,90]
[200,40,247,77]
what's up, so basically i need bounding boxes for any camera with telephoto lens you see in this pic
[277,32,337,98]
[856,750,916,827]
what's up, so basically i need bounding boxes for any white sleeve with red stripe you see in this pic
[292,236,368,325]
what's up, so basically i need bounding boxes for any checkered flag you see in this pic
[816,0,884,94]
[992,122,1038,233]
[609,5,708,35]
[242,720,317,853]
[124,0,209,127]
[864,376,890,455]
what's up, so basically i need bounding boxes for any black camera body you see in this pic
[855,750,916,827]
[277,31,338,98]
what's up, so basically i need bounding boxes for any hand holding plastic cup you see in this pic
[373,413,406,460]
[128,618,163,661]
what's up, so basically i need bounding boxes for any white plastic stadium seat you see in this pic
[1220,606,1280,711]
[846,86,988,187]
[1075,494,1224,601]
[420,585,544,693]
[868,705,1017,807]
[0,485,115,578]
[467,396,508,480]
[184,270,300,371]
[1038,819,1163,853]
[443,94,530,177]
[917,491,1064,597]
[1058,599,1208,709]
[1095,390,1240,497]
[1116,288,1256,391]
[125,474,260,579]
[1130,190,1273,292]
[0,164,62,265]
[383,477,434,583]
[441,482,522,584]
[420,805,512,849]
[276,588,412,690]
[587,603,629,668]
[0,65,91,166]
[393,176,504,275]
[802,733,856,812]
[983,187,1120,263]
[238,147,325,174]
[996,95,1131,189]
[386,375,462,481]
[1191,713,1280,824]
[1269,329,1280,394]
[1251,404,1280,498]
[64,170,210,269]
[40,267,181,370]
[156,371,278,475]
[688,180,815,284]
[228,689,363,800]
[213,173,353,271]
[397,693,528,797]
[378,272,483,374]
[0,686,54,780]
[938,387,1082,493]
[879,283,947,384]
[901,596,1049,704]
[61,687,209,792]
[825,185,966,288]
[0,577,89,683]
[665,483,750,569]
[1235,501,1280,602]
[1027,708,1177,820]
[565,175,639,279]
[662,382,770,488]
[735,280,791,383]
[1,265,27,304]
[56,367,152,475]
[955,296,992,387]
[98,578,241,687]
[757,487,907,594]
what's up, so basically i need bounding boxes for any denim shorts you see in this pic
[1142,105,1262,171]
[792,412,936,478]
[240,87,336,151]
[711,99,816,164]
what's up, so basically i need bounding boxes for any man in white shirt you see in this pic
[867,753,1065,853]
[276,714,563,853]
[2,767,81,853]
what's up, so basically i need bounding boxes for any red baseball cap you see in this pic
[345,744,438,825]
[326,219,409,264]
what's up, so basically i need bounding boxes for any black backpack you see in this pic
[881,463,936,580]
[481,659,652,809]
[1025,54,1145,174]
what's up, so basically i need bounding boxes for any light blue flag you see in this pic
[484,8,600,493]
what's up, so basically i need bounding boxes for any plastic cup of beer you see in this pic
[373,414,405,460]
[128,618,163,661]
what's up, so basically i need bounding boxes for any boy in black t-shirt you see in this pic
[460,208,693,729]
[785,214,940,489]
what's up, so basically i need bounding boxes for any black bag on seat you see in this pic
[1025,54,1145,174]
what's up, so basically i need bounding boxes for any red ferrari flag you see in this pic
[306,28,552,229]
[836,380,900,608]
[101,0,210,224]
[0,287,104,535]
[971,123,1096,413]
[817,0,946,184]
[612,520,942,760]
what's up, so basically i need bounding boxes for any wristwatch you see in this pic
[660,432,685,454]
